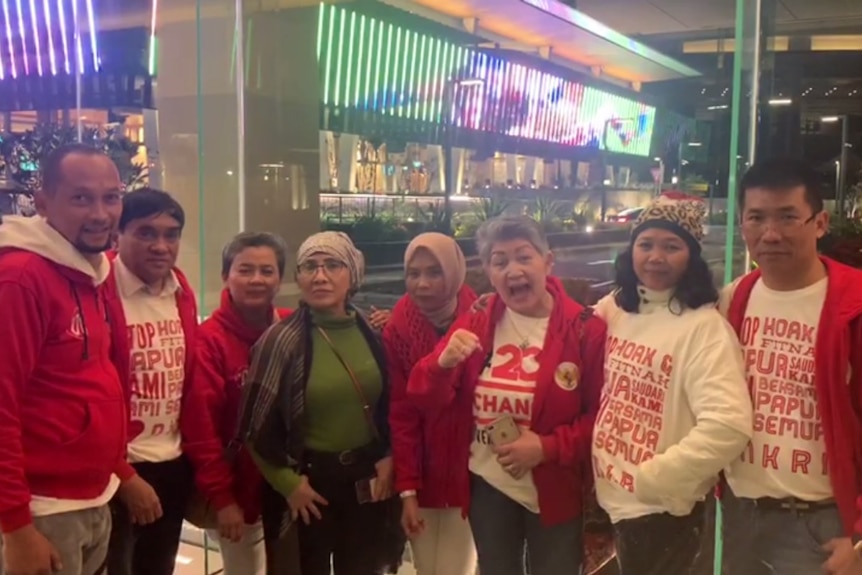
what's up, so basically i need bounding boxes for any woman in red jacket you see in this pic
[183,232,291,575]
[384,232,478,575]
[408,216,607,575]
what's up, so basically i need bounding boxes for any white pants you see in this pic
[207,522,266,575]
[409,508,477,575]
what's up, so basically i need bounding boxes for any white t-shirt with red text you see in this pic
[592,290,752,523]
[469,308,548,513]
[115,258,185,464]
[723,277,831,501]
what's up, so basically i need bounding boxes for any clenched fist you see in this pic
[438,329,482,369]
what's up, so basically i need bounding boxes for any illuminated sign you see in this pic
[0,0,101,79]
[317,4,655,156]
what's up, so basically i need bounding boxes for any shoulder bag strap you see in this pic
[316,326,381,441]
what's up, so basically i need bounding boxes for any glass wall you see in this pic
[4,0,861,572]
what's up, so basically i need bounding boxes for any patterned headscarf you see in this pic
[297,231,365,290]
[631,193,706,254]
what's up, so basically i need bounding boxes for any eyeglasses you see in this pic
[297,260,346,277]
[741,213,818,233]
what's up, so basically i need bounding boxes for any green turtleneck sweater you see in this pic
[251,311,383,497]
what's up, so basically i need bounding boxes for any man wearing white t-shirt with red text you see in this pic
[103,189,198,575]
[721,158,862,574]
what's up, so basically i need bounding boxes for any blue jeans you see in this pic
[469,474,582,575]
[722,489,843,575]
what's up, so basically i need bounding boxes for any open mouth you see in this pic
[508,284,531,298]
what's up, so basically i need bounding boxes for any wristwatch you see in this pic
[399,490,417,499]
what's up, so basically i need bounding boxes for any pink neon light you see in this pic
[14,0,29,74]
[2,0,16,78]
[28,0,43,75]
[42,0,56,74]
[0,0,100,78]
[56,0,71,74]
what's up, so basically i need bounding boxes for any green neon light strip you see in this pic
[392,27,402,115]
[381,24,392,112]
[333,8,345,107]
[369,20,389,110]
[345,12,356,108]
[319,4,657,156]
[322,5,335,105]
[407,31,418,119]
[415,34,427,120]
[430,38,442,123]
[399,31,411,117]
[316,3,324,61]
[363,18,374,108]
[355,15,365,107]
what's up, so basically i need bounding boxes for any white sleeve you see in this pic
[717,277,742,318]
[634,311,752,505]
[592,293,621,325]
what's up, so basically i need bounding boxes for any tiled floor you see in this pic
[173,524,418,575]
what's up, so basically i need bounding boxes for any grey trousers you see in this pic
[0,505,112,575]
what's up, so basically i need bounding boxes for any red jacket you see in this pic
[385,285,477,509]
[0,218,127,533]
[726,257,862,537]
[407,276,607,526]
[183,289,291,524]
[102,254,198,476]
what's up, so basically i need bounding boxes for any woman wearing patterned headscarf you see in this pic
[233,231,405,575]
[384,233,477,575]
[591,194,752,574]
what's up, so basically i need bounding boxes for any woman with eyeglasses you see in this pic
[182,232,292,575]
[591,194,752,574]
[234,231,405,575]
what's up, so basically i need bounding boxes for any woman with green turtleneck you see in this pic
[234,231,405,575]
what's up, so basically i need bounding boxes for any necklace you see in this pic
[508,313,542,350]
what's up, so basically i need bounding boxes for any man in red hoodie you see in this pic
[0,144,128,575]
[720,157,862,575]
[102,188,198,575]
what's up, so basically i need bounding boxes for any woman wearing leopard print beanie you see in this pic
[383,232,478,575]
[590,194,753,574]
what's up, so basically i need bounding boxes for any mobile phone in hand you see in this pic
[487,415,521,447]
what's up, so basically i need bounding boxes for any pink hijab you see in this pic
[404,232,467,328]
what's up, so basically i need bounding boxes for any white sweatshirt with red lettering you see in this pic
[591,289,753,523]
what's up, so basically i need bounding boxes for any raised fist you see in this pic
[438,329,482,369]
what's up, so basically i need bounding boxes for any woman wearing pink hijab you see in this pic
[384,232,478,575]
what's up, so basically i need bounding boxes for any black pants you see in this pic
[106,456,194,575]
[613,503,706,575]
[469,474,582,575]
[297,449,403,575]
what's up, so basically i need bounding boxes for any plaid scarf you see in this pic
[231,302,387,536]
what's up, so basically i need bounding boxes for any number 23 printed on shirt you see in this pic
[491,344,541,382]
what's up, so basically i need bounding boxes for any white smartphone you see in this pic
[487,415,521,447]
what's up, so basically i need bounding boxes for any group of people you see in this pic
[1,142,862,575]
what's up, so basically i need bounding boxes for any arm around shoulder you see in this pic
[635,311,752,505]
[540,313,607,467]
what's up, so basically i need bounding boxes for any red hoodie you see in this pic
[101,252,198,473]
[0,217,128,533]
[385,285,477,509]
[407,276,607,527]
[183,289,291,524]
[726,257,862,537]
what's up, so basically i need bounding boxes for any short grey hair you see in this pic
[221,231,288,277]
[475,216,550,263]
